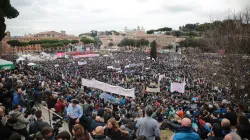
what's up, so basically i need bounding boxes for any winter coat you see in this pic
[9,110,29,130]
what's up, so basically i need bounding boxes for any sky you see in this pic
[6,0,250,36]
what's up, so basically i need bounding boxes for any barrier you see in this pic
[82,78,135,98]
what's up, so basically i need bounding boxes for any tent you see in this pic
[16,57,25,61]
[27,62,36,66]
[0,59,14,70]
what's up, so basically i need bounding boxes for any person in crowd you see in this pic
[72,124,90,140]
[0,107,15,140]
[9,104,30,140]
[90,116,105,133]
[92,126,111,140]
[221,118,232,137]
[12,86,24,109]
[9,133,22,140]
[34,127,53,140]
[225,107,237,126]
[29,110,51,135]
[56,131,71,140]
[55,97,66,114]
[209,112,220,126]
[172,118,200,140]
[120,112,134,125]
[104,118,125,140]
[136,105,160,140]
[34,86,43,103]
[224,132,241,140]
[97,103,104,117]
[207,123,223,140]
[67,99,83,135]
[235,115,250,139]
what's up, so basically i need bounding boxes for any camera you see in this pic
[52,119,63,137]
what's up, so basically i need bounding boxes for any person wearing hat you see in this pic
[67,99,83,135]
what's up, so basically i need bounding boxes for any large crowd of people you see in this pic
[0,51,249,140]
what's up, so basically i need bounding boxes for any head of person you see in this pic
[226,106,233,113]
[221,118,230,128]
[14,104,21,112]
[35,110,42,119]
[224,132,241,140]
[94,126,105,136]
[15,86,22,94]
[72,100,79,107]
[41,127,53,138]
[9,133,22,140]
[72,124,85,138]
[145,105,153,117]
[181,118,192,127]
[56,131,71,140]
[211,123,223,137]
[107,118,119,131]
[237,115,249,125]
[95,116,101,122]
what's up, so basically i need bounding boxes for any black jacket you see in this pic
[207,136,224,140]
[92,135,111,140]
[29,119,50,135]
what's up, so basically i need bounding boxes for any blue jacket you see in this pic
[173,127,200,140]
[12,92,21,109]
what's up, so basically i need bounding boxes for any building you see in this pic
[1,31,80,54]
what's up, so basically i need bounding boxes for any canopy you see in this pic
[27,62,36,66]
[0,59,14,70]
[17,57,25,61]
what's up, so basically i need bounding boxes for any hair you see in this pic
[9,133,22,140]
[41,127,53,136]
[126,112,131,118]
[56,131,71,140]
[72,99,79,104]
[237,115,249,125]
[15,86,21,91]
[35,110,42,118]
[13,104,20,110]
[212,123,223,137]
[107,118,119,131]
[145,105,153,116]
[73,124,85,138]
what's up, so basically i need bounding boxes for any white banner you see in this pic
[73,54,100,59]
[78,61,87,66]
[170,82,186,93]
[82,78,135,98]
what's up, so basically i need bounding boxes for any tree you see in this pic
[108,42,113,47]
[147,30,155,34]
[173,31,183,37]
[187,31,198,37]
[70,40,79,44]
[80,37,95,44]
[19,42,28,53]
[0,0,19,42]
[150,40,157,60]
[200,9,250,98]
[94,37,102,46]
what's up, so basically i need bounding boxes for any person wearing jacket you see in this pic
[29,110,50,135]
[172,118,200,140]
[34,127,53,140]
[92,126,111,140]
[55,98,66,113]
[90,116,105,133]
[9,104,30,140]
[12,87,24,109]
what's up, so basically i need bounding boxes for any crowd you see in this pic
[0,51,249,140]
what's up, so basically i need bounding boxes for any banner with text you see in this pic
[170,82,186,93]
[82,78,135,98]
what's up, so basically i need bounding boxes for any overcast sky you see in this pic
[6,0,249,36]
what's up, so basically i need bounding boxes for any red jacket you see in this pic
[55,100,66,113]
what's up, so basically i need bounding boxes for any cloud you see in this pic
[5,0,249,36]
